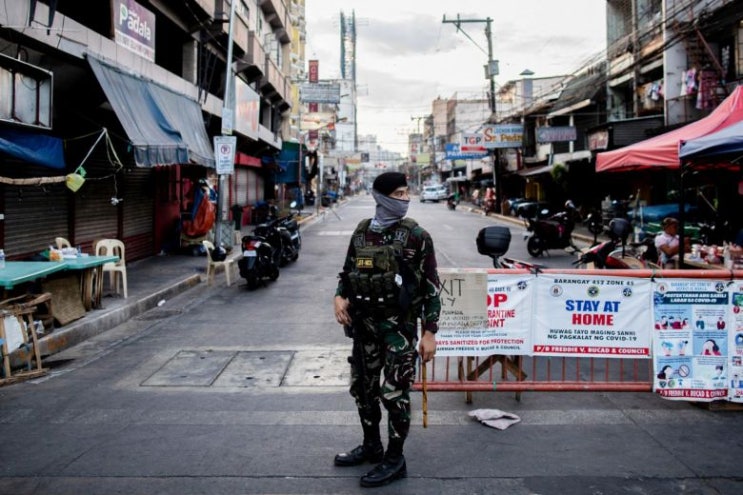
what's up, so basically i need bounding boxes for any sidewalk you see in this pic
[11,212,322,368]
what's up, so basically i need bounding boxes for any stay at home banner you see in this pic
[433,271,743,403]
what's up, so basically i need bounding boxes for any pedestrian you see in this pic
[333,171,441,488]
[654,217,689,268]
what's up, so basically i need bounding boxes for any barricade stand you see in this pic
[416,268,743,407]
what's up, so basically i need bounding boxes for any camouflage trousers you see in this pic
[349,314,418,444]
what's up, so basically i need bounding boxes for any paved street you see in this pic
[1,196,742,495]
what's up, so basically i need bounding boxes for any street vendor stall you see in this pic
[596,85,743,265]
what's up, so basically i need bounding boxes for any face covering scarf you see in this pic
[370,189,409,231]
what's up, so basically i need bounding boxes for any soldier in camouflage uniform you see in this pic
[333,172,441,488]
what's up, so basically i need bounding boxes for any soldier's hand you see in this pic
[334,296,352,326]
[419,330,437,363]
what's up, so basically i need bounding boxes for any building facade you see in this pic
[0,0,298,259]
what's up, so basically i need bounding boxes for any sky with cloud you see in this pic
[305,1,607,154]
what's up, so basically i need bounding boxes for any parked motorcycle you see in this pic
[238,231,280,290]
[574,217,659,269]
[476,226,543,270]
[254,203,301,267]
[276,201,302,265]
[523,200,580,257]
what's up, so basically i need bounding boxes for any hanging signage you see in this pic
[308,59,319,83]
[112,0,155,62]
[481,124,523,149]
[461,133,488,152]
[234,78,260,140]
[214,136,237,175]
[300,83,341,104]
[536,126,577,143]
[445,143,487,160]
[588,130,609,150]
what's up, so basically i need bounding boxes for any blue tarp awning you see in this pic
[87,55,214,168]
[275,141,307,183]
[679,119,743,163]
[0,127,66,169]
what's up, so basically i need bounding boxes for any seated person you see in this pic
[654,217,688,268]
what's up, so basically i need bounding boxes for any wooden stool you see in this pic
[0,294,50,385]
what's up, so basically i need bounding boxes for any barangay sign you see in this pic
[532,275,652,358]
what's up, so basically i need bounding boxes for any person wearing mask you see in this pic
[333,172,441,488]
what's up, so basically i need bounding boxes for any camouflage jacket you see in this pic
[336,218,441,334]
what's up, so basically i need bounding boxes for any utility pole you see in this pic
[410,115,426,192]
[443,14,501,212]
[215,0,237,247]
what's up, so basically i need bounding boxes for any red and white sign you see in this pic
[461,133,488,153]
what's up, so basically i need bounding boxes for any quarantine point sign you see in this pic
[436,270,533,356]
[532,275,652,358]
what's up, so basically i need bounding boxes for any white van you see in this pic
[421,184,448,202]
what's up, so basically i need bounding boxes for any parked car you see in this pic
[421,184,447,202]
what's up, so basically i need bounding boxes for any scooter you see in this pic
[276,201,302,264]
[254,204,300,267]
[574,217,659,269]
[476,225,543,270]
[523,200,579,257]
[446,194,458,210]
[238,230,280,290]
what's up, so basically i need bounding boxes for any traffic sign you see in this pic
[214,135,237,175]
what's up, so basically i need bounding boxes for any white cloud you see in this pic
[305,0,606,154]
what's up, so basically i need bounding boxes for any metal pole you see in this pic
[485,18,501,213]
[216,0,237,247]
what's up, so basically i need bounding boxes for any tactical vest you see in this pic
[346,218,420,312]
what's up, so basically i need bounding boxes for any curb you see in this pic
[10,274,202,368]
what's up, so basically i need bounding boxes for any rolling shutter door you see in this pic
[3,166,69,258]
[74,173,119,246]
[122,168,154,260]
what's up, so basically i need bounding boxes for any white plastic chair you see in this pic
[55,237,71,249]
[203,240,234,286]
[95,239,127,298]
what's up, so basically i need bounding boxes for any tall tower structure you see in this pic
[339,10,358,152]
[340,10,356,82]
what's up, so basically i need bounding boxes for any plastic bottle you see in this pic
[0,248,5,269]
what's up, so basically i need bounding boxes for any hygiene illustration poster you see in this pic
[436,271,533,356]
[652,279,730,401]
[727,283,743,403]
[532,274,652,358]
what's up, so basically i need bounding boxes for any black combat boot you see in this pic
[359,455,406,487]
[359,439,406,487]
[334,443,384,467]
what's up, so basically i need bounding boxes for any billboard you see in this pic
[112,0,155,62]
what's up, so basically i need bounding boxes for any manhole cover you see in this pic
[135,309,183,321]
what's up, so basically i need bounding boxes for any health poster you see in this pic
[533,274,652,358]
[652,279,729,401]
[436,272,533,356]
[730,285,743,403]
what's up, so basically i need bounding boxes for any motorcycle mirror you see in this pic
[290,200,298,210]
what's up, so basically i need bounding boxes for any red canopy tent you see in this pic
[596,85,743,172]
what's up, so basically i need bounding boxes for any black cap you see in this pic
[373,172,407,196]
